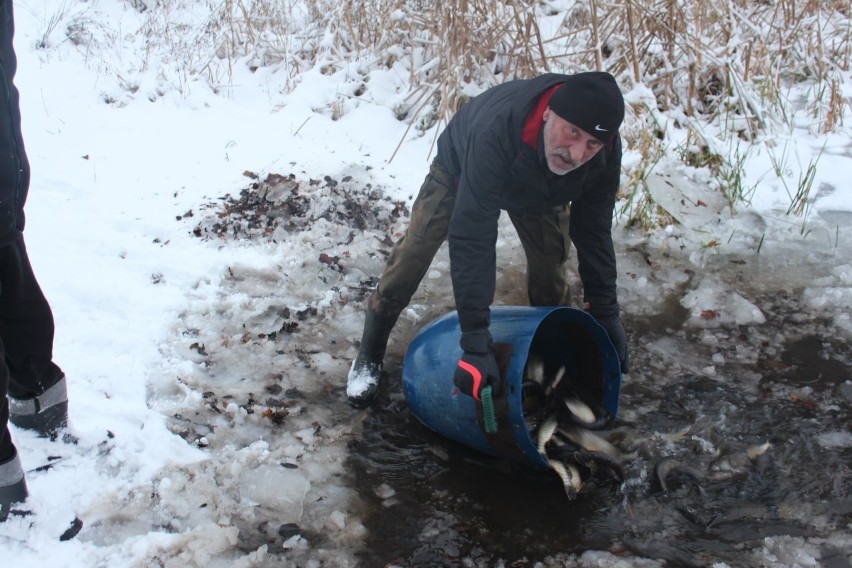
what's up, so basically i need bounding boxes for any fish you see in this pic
[535,413,584,498]
[556,425,624,462]
[553,446,625,482]
[564,397,596,425]
[547,457,583,499]
[525,353,545,385]
[544,365,566,397]
[708,441,771,478]
[527,354,628,498]
[536,414,559,455]
[559,391,616,430]
[655,457,706,492]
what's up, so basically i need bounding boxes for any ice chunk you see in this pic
[374,483,396,500]
[326,510,347,531]
[239,464,309,523]
[816,431,852,449]
[681,277,766,327]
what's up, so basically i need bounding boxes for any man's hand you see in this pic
[594,315,630,373]
[454,350,501,400]
[453,329,502,399]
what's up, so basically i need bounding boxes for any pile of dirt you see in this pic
[185,171,409,242]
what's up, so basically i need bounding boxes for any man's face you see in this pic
[542,107,605,175]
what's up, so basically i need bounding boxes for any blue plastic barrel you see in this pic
[402,306,622,468]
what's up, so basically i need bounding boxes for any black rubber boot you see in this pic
[347,293,405,409]
[9,375,69,439]
[0,450,28,522]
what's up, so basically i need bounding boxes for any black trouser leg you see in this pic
[508,205,573,307]
[348,161,456,407]
[376,160,456,308]
[0,346,14,463]
[0,238,63,396]
[0,238,63,453]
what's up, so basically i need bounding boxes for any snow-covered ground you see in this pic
[3,1,851,566]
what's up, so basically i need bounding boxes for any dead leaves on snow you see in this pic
[187,170,409,242]
[700,309,721,320]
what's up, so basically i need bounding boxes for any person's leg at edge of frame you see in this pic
[347,161,457,408]
[0,319,29,522]
[1,238,68,439]
[0,380,28,523]
[508,205,573,308]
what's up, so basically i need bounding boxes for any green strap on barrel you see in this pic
[480,385,498,433]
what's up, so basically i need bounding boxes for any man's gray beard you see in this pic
[547,154,580,176]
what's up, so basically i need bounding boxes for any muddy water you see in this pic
[347,283,851,566]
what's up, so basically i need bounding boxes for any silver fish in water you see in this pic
[655,457,706,492]
[556,425,624,462]
[527,350,627,498]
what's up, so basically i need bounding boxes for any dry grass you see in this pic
[130,0,850,227]
[166,1,849,129]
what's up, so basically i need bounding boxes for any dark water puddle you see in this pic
[347,369,618,566]
[347,297,852,566]
[780,334,849,385]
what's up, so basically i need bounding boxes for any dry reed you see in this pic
[134,0,850,227]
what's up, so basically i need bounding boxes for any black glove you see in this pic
[453,330,502,400]
[594,315,630,373]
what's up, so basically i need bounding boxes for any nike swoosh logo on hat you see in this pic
[595,125,608,132]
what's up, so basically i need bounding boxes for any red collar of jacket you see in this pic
[521,84,561,149]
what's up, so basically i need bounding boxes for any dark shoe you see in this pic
[9,375,69,438]
[346,356,383,409]
[346,292,405,409]
[0,451,28,522]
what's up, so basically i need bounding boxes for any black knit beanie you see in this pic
[548,72,625,143]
